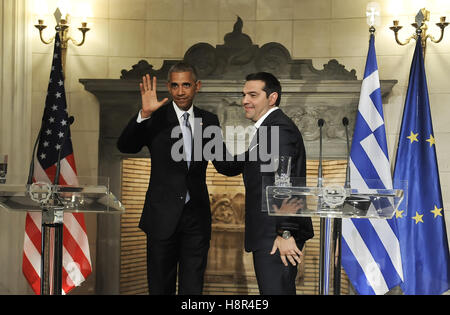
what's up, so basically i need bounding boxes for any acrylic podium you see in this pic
[0,176,124,295]
[264,176,406,295]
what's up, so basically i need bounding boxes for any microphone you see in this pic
[317,119,325,188]
[318,118,325,128]
[342,117,350,188]
[53,116,75,186]
[342,117,349,126]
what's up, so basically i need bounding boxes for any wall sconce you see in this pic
[34,15,90,48]
[390,8,449,56]
[34,1,91,68]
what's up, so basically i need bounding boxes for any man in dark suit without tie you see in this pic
[225,72,314,294]
[117,62,234,295]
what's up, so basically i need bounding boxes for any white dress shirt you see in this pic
[248,107,279,150]
[254,107,278,129]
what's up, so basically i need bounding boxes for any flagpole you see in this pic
[54,21,68,75]
[56,25,67,74]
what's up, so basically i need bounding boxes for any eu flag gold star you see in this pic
[407,131,419,143]
[426,134,435,147]
[395,209,404,219]
[412,211,424,224]
[430,205,443,218]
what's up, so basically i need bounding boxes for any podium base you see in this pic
[40,209,63,295]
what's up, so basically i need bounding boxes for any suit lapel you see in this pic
[259,108,282,128]
[165,101,179,127]
[252,108,282,151]
[247,109,283,172]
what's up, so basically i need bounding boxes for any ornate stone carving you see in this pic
[210,193,245,225]
[319,59,357,80]
[120,59,181,80]
[286,106,357,141]
[120,16,356,81]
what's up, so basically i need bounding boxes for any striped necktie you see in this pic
[182,112,192,168]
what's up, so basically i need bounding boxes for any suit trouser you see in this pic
[252,242,304,295]
[146,201,210,295]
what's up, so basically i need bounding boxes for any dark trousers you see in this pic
[146,201,210,295]
[252,243,303,295]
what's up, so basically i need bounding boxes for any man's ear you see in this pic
[195,80,202,92]
[268,92,278,106]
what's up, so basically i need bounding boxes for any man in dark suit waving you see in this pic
[117,62,233,295]
[229,72,314,294]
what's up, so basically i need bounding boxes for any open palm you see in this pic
[140,74,168,118]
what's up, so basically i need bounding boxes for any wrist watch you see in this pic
[280,230,292,240]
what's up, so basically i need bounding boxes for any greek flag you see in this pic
[341,34,404,294]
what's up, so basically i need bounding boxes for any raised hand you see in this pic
[140,74,168,118]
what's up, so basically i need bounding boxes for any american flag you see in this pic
[22,33,92,294]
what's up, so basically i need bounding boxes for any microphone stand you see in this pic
[343,117,351,189]
[317,119,324,187]
[317,118,333,295]
[332,117,349,295]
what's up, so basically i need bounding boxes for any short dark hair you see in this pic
[245,72,281,106]
[168,62,199,82]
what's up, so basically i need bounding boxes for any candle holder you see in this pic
[390,8,448,56]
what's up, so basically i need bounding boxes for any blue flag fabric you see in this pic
[341,34,404,295]
[393,36,450,295]
[36,33,73,173]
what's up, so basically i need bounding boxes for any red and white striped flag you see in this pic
[22,33,92,294]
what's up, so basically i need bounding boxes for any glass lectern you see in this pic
[0,176,124,295]
[265,176,406,295]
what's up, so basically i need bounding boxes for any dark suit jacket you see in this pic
[117,101,234,240]
[224,109,314,252]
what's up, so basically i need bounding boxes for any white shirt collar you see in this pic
[254,107,279,129]
[172,101,194,120]
[172,101,195,134]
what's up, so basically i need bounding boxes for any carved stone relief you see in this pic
[211,193,245,225]
[120,17,357,81]
[285,105,358,142]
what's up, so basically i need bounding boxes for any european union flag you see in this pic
[393,36,450,295]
